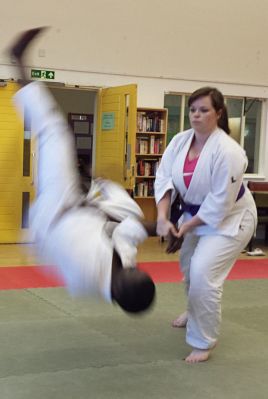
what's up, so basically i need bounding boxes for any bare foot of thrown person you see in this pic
[9,27,48,83]
[171,311,188,328]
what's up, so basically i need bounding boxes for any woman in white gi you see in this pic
[9,28,155,314]
[155,87,257,363]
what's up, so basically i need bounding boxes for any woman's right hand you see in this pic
[156,218,178,237]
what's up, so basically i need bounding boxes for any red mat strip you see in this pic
[0,259,268,290]
[139,259,268,283]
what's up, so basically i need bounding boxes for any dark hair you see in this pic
[113,268,155,314]
[188,87,230,134]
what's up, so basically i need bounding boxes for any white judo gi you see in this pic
[155,128,257,349]
[14,82,147,302]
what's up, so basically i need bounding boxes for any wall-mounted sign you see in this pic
[102,112,115,130]
[31,69,55,80]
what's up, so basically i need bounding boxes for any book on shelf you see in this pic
[136,137,163,154]
[154,160,160,175]
[160,119,165,133]
[149,135,155,154]
[143,183,148,197]
[136,159,160,176]
[137,111,146,132]
[137,159,145,176]
[135,180,155,197]
[144,162,150,176]
[137,111,164,133]
[136,137,149,154]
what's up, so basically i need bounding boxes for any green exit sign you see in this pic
[31,69,55,80]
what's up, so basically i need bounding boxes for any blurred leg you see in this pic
[14,82,82,240]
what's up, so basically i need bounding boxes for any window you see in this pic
[164,95,182,144]
[23,107,31,177]
[164,93,264,174]
[226,98,243,144]
[243,99,262,173]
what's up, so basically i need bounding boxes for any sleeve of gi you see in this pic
[197,146,248,228]
[154,137,177,204]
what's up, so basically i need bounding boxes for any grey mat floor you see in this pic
[0,280,268,399]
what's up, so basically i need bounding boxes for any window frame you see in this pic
[164,92,266,178]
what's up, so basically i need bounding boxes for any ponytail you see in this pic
[218,105,230,134]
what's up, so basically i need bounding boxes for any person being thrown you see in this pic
[9,27,156,313]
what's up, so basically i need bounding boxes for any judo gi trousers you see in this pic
[14,81,82,242]
[179,210,255,349]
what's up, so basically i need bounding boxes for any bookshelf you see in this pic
[134,108,167,221]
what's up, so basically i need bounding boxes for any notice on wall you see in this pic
[101,112,115,130]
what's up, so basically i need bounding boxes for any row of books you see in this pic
[137,111,165,133]
[134,180,155,197]
[136,159,159,176]
[136,136,163,154]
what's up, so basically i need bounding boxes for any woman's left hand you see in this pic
[176,215,205,238]
[176,222,194,238]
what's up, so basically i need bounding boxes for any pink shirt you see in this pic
[183,153,199,188]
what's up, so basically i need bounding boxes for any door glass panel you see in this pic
[21,192,30,228]
[226,98,243,143]
[184,95,191,131]
[244,99,262,173]
[164,95,181,144]
[23,110,31,176]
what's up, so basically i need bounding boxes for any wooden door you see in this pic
[0,82,35,243]
[95,84,137,190]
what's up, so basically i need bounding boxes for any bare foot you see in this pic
[185,348,212,363]
[10,27,47,60]
[171,311,188,328]
[9,27,48,85]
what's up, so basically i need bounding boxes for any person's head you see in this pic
[112,267,156,314]
[188,87,230,135]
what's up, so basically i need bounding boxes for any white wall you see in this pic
[1,0,268,179]
[2,0,268,86]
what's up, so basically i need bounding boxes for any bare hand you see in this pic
[166,228,184,253]
[165,222,192,254]
[156,218,177,237]
[176,222,193,238]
